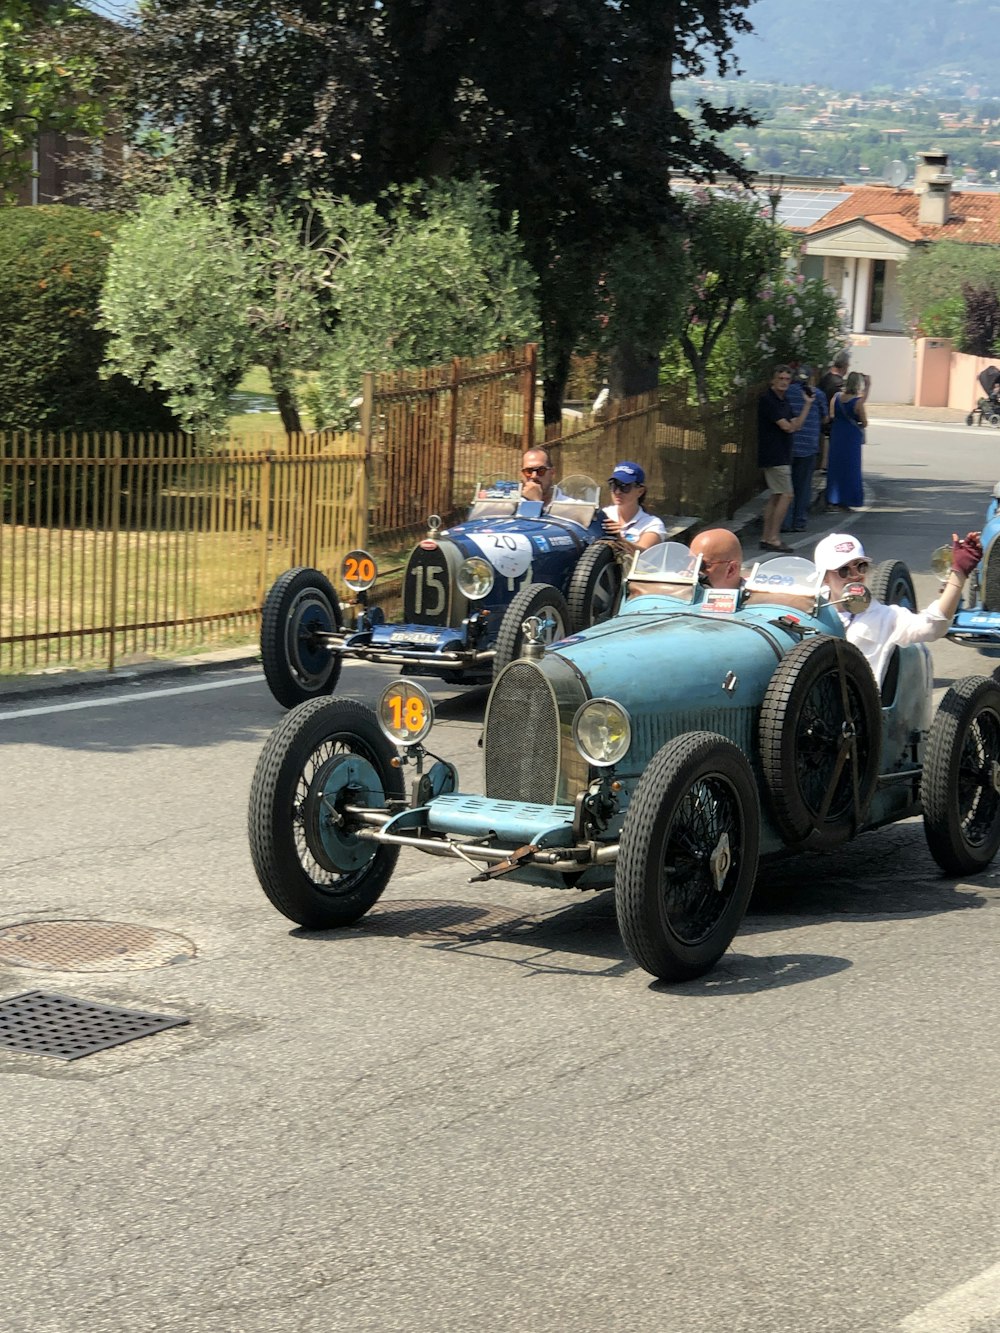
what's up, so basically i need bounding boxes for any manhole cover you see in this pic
[358,900,534,940]
[0,991,188,1061]
[0,921,196,973]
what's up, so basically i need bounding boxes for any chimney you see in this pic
[915,149,952,226]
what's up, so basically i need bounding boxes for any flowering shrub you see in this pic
[734,270,849,383]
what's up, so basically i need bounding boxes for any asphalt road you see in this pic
[2,418,1000,1333]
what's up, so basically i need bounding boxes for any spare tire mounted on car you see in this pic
[759,636,882,849]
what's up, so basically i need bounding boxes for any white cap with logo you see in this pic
[814,533,867,573]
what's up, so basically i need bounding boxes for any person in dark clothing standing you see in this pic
[817,351,849,472]
[757,364,813,553]
[781,368,828,533]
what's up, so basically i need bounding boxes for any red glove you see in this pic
[952,531,983,577]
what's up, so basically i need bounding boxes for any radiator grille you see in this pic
[982,538,1000,612]
[485,661,560,803]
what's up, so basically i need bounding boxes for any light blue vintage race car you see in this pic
[260,475,624,707]
[947,483,1000,648]
[248,544,1000,983]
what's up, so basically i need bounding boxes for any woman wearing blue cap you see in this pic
[602,461,666,552]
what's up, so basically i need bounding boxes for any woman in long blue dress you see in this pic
[826,371,868,510]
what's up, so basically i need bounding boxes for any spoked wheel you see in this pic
[759,637,882,849]
[616,732,760,982]
[922,676,1000,875]
[248,698,405,927]
[869,559,917,610]
[261,567,343,708]
[567,542,623,629]
[492,583,571,679]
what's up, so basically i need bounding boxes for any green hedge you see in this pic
[0,206,177,433]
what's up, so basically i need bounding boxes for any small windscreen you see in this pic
[743,556,823,607]
[468,479,519,519]
[627,541,701,585]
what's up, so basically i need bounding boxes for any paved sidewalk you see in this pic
[867,403,969,423]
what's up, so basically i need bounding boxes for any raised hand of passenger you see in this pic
[952,532,983,576]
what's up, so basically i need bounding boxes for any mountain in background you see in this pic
[732,0,999,94]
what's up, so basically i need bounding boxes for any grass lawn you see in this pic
[226,365,318,437]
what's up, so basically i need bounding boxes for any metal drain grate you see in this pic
[0,991,189,1061]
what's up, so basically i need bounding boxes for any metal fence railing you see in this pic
[0,430,365,673]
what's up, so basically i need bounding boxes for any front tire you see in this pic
[869,559,917,610]
[566,542,622,629]
[922,675,1000,875]
[261,567,343,708]
[616,732,760,982]
[248,698,404,927]
[492,583,571,679]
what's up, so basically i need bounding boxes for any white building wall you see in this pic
[843,332,915,404]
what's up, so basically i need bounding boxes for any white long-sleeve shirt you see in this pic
[835,596,950,684]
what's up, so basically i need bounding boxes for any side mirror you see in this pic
[839,582,871,616]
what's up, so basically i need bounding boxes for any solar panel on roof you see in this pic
[775,191,851,227]
[670,181,850,230]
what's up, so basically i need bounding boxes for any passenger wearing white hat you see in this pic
[814,531,983,685]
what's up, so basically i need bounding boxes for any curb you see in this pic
[0,646,261,704]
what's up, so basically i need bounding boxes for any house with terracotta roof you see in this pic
[799,150,1000,403]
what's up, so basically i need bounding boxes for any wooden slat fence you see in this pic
[368,344,537,543]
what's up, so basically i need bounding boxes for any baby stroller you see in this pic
[967,366,1000,427]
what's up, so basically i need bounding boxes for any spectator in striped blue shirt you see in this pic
[782,368,828,533]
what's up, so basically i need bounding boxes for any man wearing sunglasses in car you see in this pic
[520,446,568,508]
[815,531,983,685]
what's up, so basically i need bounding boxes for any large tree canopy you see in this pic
[130,0,755,418]
[0,1,115,197]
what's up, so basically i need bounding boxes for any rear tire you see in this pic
[922,675,1000,875]
[869,559,917,610]
[759,636,882,849]
[566,542,622,629]
[616,732,760,982]
[261,568,343,708]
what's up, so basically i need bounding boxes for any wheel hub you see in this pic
[304,753,384,873]
[709,832,731,893]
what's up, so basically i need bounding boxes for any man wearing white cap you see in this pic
[814,531,983,685]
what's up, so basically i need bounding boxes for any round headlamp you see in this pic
[457,556,494,600]
[930,544,953,577]
[377,680,434,746]
[572,698,632,767]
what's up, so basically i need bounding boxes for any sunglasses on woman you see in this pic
[836,559,869,578]
[608,480,635,493]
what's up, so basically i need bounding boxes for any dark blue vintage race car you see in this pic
[249,544,1000,983]
[260,475,625,707]
[947,483,1000,648]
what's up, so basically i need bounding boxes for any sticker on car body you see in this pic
[467,532,533,578]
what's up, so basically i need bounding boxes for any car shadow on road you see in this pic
[748,820,993,927]
[291,814,1000,991]
[293,889,848,992]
